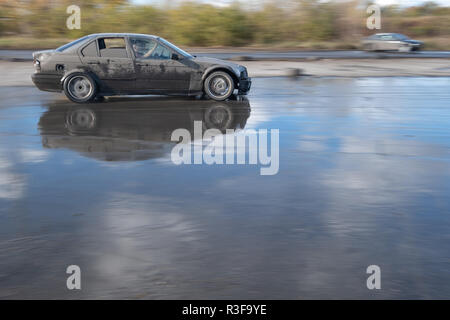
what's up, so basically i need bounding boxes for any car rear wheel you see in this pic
[204,71,235,101]
[63,73,97,103]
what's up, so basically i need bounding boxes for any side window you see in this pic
[130,37,157,59]
[98,38,128,58]
[381,35,392,41]
[393,34,406,40]
[81,41,98,57]
[150,44,171,60]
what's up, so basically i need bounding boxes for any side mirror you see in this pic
[171,53,180,61]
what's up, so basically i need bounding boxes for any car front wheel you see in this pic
[204,71,235,101]
[63,73,97,103]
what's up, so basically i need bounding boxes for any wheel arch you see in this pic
[202,66,239,88]
[61,68,101,87]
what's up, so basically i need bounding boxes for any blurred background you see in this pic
[0,0,449,50]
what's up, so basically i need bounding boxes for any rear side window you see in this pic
[56,35,92,52]
[98,38,128,58]
[81,41,98,57]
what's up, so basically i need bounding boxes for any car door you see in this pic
[79,37,135,93]
[129,37,191,93]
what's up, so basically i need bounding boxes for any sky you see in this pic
[133,0,450,6]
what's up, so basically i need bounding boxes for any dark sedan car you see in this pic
[31,33,251,103]
[362,33,424,52]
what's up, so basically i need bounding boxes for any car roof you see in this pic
[89,33,158,39]
[374,33,404,36]
[56,33,162,53]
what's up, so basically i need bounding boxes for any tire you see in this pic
[63,73,97,103]
[204,71,235,101]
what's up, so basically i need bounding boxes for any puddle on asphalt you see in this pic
[0,78,450,298]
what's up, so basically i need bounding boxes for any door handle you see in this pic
[87,61,100,65]
[136,63,149,66]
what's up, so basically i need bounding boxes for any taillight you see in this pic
[34,59,41,71]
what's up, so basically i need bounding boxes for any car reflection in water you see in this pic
[38,96,251,161]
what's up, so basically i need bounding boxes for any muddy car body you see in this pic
[31,33,251,102]
[362,33,423,52]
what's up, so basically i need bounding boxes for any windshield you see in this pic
[395,34,410,40]
[158,38,193,58]
[56,35,93,52]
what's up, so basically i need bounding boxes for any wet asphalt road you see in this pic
[0,77,450,299]
[2,49,450,61]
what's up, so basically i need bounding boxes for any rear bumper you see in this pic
[31,73,62,92]
[238,78,252,95]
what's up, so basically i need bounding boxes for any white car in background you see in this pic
[362,33,424,52]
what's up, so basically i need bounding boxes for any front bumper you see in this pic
[31,73,62,92]
[402,41,423,51]
[238,78,252,95]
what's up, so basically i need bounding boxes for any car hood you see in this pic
[191,56,244,74]
[403,39,423,45]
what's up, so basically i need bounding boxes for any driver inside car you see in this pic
[131,39,156,58]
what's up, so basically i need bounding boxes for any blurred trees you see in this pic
[0,0,448,47]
